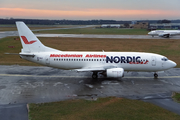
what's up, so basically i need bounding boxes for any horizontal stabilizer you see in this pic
[5,53,35,57]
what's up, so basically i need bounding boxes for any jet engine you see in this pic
[106,68,124,78]
[159,33,170,38]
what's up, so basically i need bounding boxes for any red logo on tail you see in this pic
[21,36,37,44]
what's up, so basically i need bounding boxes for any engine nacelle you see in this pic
[159,33,170,38]
[106,68,124,78]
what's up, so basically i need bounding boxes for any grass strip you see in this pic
[173,92,180,103]
[35,28,148,35]
[29,97,180,120]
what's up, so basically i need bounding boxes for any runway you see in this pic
[1,31,180,40]
[1,73,180,79]
[0,25,94,39]
[0,65,180,115]
[36,34,180,39]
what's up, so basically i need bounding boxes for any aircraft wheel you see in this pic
[154,73,158,78]
[92,72,98,79]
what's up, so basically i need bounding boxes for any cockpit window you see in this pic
[161,57,168,61]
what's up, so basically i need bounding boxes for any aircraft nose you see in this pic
[148,32,152,35]
[169,60,177,68]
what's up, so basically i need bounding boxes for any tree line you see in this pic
[0,18,131,25]
[0,18,179,25]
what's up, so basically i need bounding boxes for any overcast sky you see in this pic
[0,0,180,20]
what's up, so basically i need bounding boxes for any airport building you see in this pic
[133,22,149,29]
[149,23,180,29]
[101,24,121,28]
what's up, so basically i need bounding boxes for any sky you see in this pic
[0,0,180,20]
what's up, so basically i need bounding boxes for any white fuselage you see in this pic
[21,51,176,72]
[148,30,180,37]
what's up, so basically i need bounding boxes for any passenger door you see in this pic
[151,56,156,66]
[45,55,50,65]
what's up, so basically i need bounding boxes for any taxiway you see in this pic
[0,65,180,116]
[1,31,180,40]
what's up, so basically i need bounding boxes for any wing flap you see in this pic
[75,65,119,72]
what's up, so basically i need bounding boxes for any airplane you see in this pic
[148,30,180,38]
[13,22,176,79]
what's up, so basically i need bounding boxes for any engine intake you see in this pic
[106,68,124,78]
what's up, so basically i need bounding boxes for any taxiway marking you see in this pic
[0,74,180,79]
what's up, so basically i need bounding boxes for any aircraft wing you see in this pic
[75,65,119,72]
[75,67,105,72]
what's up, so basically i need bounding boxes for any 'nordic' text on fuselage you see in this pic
[106,56,149,64]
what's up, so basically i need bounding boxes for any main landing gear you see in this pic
[154,73,158,78]
[92,72,98,79]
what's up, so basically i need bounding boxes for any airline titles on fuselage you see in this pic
[50,54,149,64]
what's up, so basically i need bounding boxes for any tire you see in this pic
[92,73,98,79]
[154,73,158,78]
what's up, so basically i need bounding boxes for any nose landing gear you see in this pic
[154,73,158,78]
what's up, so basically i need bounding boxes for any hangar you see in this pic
[101,24,121,28]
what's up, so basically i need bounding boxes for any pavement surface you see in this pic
[0,25,94,39]
[1,30,180,40]
[0,104,28,120]
[36,33,180,39]
[0,65,180,118]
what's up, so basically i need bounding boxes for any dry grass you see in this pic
[1,37,180,67]
[173,92,180,103]
[29,97,180,120]
[36,28,148,35]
